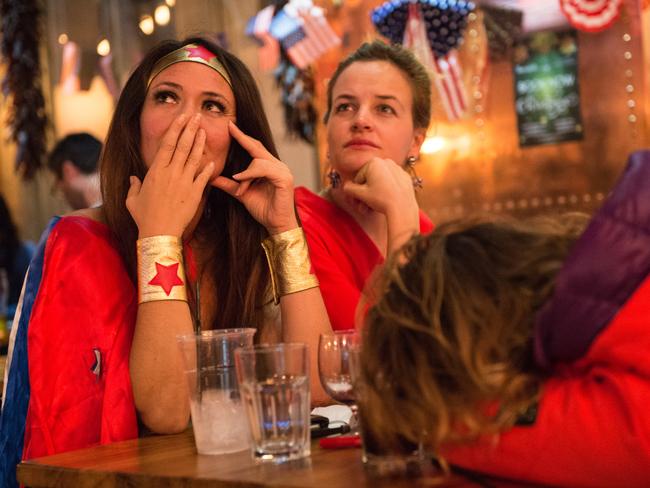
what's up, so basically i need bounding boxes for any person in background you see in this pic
[47,132,102,209]
[357,151,650,487]
[0,194,34,318]
[295,41,434,332]
[0,35,331,488]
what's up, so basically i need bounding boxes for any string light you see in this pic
[421,136,446,154]
[139,15,155,35]
[165,0,176,6]
[58,33,69,44]
[442,192,605,218]
[97,38,111,56]
[467,12,486,147]
[154,5,171,26]
[621,9,637,141]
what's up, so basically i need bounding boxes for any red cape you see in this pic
[22,216,138,459]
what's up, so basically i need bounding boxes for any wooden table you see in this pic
[17,430,504,488]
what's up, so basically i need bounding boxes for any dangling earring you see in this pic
[406,156,423,189]
[327,169,341,189]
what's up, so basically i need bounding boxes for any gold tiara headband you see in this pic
[147,43,232,89]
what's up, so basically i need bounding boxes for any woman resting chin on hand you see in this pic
[295,41,434,333]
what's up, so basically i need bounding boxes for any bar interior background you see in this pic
[1,0,649,240]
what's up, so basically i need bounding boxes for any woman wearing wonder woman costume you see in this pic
[0,35,331,487]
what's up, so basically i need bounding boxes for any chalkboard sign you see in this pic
[513,30,583,147]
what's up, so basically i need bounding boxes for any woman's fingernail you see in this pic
[232,172,241,180]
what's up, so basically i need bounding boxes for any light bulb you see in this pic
[97,38,111,56]
[420,136,446,154]
[139,15,155,35]
[154,5,171,26]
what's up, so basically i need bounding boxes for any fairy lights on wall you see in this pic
[467,11,485,144]
[621,14,637,140]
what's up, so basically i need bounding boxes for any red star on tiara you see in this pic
[185,45,217,63]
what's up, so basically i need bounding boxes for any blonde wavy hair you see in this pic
[358,214,588,461]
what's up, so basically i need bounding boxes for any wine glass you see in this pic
[318,330,361,431]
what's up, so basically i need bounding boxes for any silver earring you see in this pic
[406,156,423,189]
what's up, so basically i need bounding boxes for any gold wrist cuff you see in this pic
[137,235,188,304]
[262,227,319,305]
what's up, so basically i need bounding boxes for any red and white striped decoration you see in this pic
[431,51,468,121]
[402,3,468,121]
[559,0,623,33]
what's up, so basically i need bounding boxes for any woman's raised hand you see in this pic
[126,113,216,238]
[341,157,418,219]
[212,121,298,235]
[342,157,420,253]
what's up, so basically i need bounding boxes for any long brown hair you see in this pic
[101,35,277,332]
[358,214,588,456]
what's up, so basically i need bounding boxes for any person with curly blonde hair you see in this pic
[358,151,650,487]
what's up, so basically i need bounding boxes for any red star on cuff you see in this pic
[148,262,184,296]
[185,45,216,62]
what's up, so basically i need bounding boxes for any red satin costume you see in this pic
[295,186,434,331]
[0,216,138,488]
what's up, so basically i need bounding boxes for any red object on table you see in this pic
[319,434,362,449]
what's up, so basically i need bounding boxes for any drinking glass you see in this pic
[348,343,429,476]
[177,328,255,455]
[318,330,360,430]
[235,343,311,463]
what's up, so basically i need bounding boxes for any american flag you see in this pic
[246,5,275,43]
[402,3,468,121]
[430,51,468,121]
[246,5,280,71]
[281,9,341,70]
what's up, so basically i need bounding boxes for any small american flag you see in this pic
[246,5,275,42]
[402,3,468,121]
[246,5,280,71]
[282,9,340,70]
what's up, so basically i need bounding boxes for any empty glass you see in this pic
[177,328,255,455]
[348,343,428,476]
[235,343,311,463]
